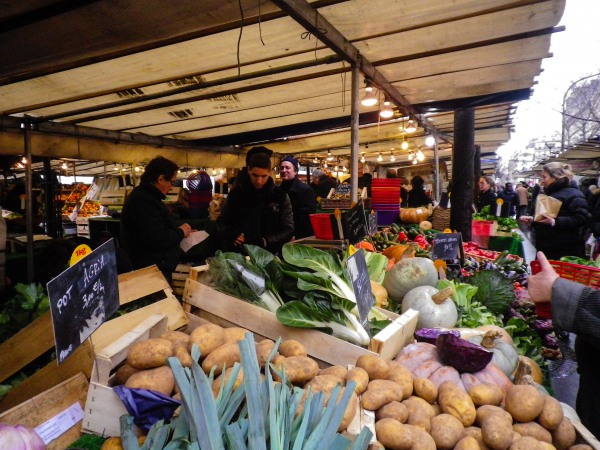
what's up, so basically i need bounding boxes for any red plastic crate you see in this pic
[372,179,402,187]
[472,220,495,237]
[309,213,334,239]
[530,259,600,318]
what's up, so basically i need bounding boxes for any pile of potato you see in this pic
[352,354,591,450]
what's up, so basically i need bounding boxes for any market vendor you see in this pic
[217,152,293,255]
[279,156,316,239]
[120,156,192,280]
[476,176,498,215]
[528,251,600,438]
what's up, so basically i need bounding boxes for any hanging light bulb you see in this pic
[425,135,436,147]
[416,147,425,161]
[412,158,418,165]
[408,150,414,161]
[379,97,394,119]
[192,168,198,174]
[212,168,216,175]
[323,162,328,169]
[21,156,27,164]
[61,161,68,170]
[219,168,225,174]
[114,164,119,171]
[361,79,378,107]
[334,164,338,172]
[377,153,383,162]
[343,166,348,172]
[326,150,334,161]
[360,152,366,163]
[405,119,417,133]
[401,140,409,150]
[390,152,396,162]
[313,157,318,164]
[134,165,141,172]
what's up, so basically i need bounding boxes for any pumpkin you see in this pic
[402,286,457,329]
[400,207,431,224]
[382,257,438,303]
[467,331,519,377]
[371,280,389,308]
[518,356,544,385]
[382,244,415,261]
[476,325,512,345]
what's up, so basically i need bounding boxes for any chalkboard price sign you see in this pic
[346,249,374,325]
[367,212,377,235]
[431,232,464,262]
[47,239,120,364]
[343,200,369,244]
[335,183,351,195]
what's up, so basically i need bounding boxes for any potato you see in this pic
[125,366,174,395]
[567,446,592,450]
[438,381,477,427]
[513,422,552,444]
[160,330,190,348]
[376,401,409,423]
[338,392,359,432]
[464,426,491,450]
[431,403,441,416]
[278,339,307,357]
[537,395,564,431]
[173,344,194,367]
[319,365,348,380]
[278,356,319,385]
[356,354,389,380]
[255,339,276,367]
[476,404,513,426]
[455,436,482,450]
[551,417,576,450]
[361,385,403,411]
[504,385,544,423]
[223,327,250,343]
[375,418,414,450]
[388,362,414,398]
[113,364,139,386]
[430,413,465,450]
[346,367,370,394]
[304,374,344,400]
[212,367,244,397]
[413,377,438,403]
[201,342,241,375]
[189,323,225,357]
[402,396,436,432]
[539,443,557,450]
[481,415,514,450]
[510,436,545,450]
[126,338,173,369]
[405,424,437,450]
[468,383,504,407]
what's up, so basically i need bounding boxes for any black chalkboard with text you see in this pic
[346,249,374,326]
[342,200,370,244]
[431,232,464,262]
[47,239,120,364]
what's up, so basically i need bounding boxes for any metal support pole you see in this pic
[350,63,360,203]
[433,136,440,202]
[24,121,34,283]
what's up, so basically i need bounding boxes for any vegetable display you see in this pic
[401,286,457,330]
[383,257,438,305]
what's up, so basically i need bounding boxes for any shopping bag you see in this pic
[534,194,562,222]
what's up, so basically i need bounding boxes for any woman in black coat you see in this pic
[406,175,432,207]
[521,162,590,259]
[476,176,498,216]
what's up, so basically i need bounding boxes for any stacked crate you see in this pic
[371,179,401,225]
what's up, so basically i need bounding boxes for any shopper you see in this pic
[528,251,600,438]
[515,181,529,218]
[279,156,317,239]
[476,176,497,215]
[217,152,293,255]
[312,170,337,199]
[406,175,432,207]
[232,146,274,190]
[120,156,192,280]
[498,182,518,217]
[520,162,589,259]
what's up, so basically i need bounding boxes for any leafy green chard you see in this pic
[437,279,502,328]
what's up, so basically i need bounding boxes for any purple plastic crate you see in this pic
[376,209,399,225]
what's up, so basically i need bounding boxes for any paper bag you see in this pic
[534,194,562,221]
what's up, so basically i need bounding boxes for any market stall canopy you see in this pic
[0,0,565,173]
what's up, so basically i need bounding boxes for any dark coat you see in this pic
[313,175,337,199]
[476,189,498,216]
[217,176,294,255]
[406,188,431,207]
[498,188,518,217]
[533,180,589,259]
[281,177,317,239]
[120,181,184,277]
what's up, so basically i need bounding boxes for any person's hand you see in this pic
[234,233,245,247]
[519,215,533,224]
[537,214,556,227]
[179,223,192,237]
[528,252,559,304]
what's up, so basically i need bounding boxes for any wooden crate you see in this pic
[183,267,419,367]
[0,373,89,450]
[82,314,169,437]
[171,263,193,296]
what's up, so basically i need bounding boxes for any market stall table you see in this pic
[488,236,525,258]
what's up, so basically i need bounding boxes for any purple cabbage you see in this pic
[436,333,493,373]
[415,328,460,345]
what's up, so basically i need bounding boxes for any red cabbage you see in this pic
[415,328,460,345]
[436,333,493,373]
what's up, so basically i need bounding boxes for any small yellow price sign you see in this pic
[70,244,92,266]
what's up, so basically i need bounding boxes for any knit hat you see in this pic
[281,156,299,172]
[245,146,273,165]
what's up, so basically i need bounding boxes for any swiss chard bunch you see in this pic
[0,283,49,344]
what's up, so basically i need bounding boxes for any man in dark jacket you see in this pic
[498,182,518,217]
[279,156,317,239]
[218,152,294,255]
[120,156,192,280]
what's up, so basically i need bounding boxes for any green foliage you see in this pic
[437,279,501,328]
[466,269,515,316]
[0,283,49,344]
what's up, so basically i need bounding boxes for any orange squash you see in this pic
[382,244,414,261]
[400,207,431,224]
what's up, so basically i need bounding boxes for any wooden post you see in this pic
[450,108,475,241]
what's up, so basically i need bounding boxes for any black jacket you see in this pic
[120,181,184,277]
[406,188,431,207]
[476,189,498,216]
[217,177,294,255]
[281,177,317,239]
[533,180,590,259]
[498,188,518,217]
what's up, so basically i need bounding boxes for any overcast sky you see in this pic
[498,0,600,158]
